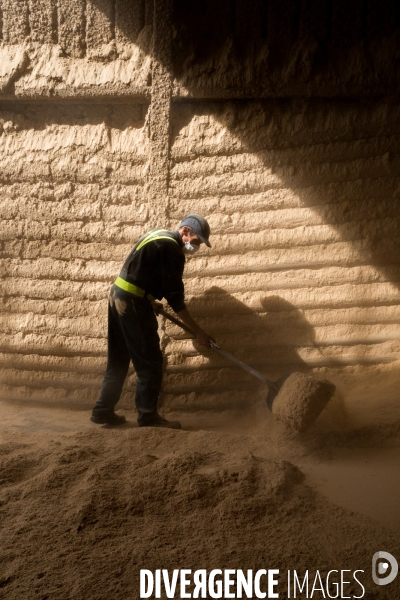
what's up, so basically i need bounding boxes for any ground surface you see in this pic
[0,400,399,599]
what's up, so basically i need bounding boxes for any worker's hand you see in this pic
[196,329,216,348]
[152,301,164,315]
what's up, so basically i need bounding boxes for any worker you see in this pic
[90,214,214,428]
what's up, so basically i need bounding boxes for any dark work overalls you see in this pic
[92,229,186,426]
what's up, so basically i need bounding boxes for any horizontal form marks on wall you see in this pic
[166,98,400,398]
[0,0,152,55]
[0,103,149,183]
[1,96,400,408]
[0,0,399,96]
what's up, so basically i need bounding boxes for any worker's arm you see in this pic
[153,301,214,348]
[175,307,215,348]
[159,243,186,312]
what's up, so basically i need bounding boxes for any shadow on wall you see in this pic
[185,286,316,380]
[161,287,353,418]
[170,100,400,295]
[171,0,400,91]
[163,287,352,419]
[169,1,400,293]
[76,0,400,86]
[169,1,400,295]
[86,0,400,292]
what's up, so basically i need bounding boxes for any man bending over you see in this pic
[90,214,214,429]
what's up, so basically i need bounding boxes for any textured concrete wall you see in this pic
[172,0,400,97]
[0,0,152,97]
[1,0,399,99]
[163,100,400,410]
[0,102,150,405]
[0,1,399,416]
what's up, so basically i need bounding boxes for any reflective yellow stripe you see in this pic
[135,229,165,251]
[114,229,179,302]
[114,277,146,297]
[136,229,179,251]
[138,235,179,249]
[135,228,163,247]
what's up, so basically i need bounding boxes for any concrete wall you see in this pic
[164,100,400,413]
[0,102,150,405]
[0,0,399,421]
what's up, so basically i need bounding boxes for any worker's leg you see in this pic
[118,295,163,425]
[92,288,131,418]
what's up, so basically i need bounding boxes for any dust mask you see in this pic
[183,241,200,255]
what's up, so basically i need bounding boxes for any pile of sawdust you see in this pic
[0,426,399,599]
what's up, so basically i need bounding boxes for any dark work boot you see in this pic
[138,413,181,429]
[90,412,126,426]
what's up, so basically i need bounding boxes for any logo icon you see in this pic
[372,551,398,586]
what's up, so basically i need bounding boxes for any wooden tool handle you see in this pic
[158,307,274,387]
